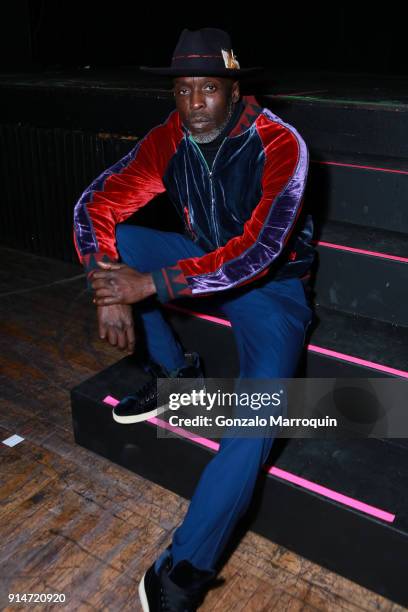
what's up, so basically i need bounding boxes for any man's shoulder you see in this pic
[254,105,307,148]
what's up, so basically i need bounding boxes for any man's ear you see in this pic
[231,80,240,103]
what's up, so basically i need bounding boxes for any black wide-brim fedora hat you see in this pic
[139,28,264,78]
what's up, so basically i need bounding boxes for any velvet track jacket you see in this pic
[73,95,316,303]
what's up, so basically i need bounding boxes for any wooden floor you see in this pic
[0,246,405,612]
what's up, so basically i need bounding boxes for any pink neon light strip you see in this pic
[266,465,395,522]
[312,159,408,175]
[307,343,408,379]
[102,394,395,522]
[314,240,408,263]
[163,305,408,379]
[148,416,220,451]
[164,303,232,327]
[310,158,408,262]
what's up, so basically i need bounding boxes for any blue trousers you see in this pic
[115,224,313,575]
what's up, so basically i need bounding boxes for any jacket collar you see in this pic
[180,95,262,138]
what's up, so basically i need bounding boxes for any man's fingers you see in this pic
[91,277,113,289]
[126,324,136,353]
[107,326,118,347]
[93,284,122,304]
[94,296,122,306]
[98,320,108,340]
[94,287,117,299]
[96,261,123,270]
[91,271,115,281]
[116,328,127,351]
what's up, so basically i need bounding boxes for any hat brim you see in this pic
[138,66,264,78]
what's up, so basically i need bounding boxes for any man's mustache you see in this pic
[190,116,211,122]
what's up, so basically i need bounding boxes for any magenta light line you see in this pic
[147,416,220,451]
[266,465,395,522]
[102,395,395,522]
[104,395,120,406]
[315,240,408,263]
[163,305,408,378]
[307,343,408,378]
[312,159,408,175]
[164,303,232,327]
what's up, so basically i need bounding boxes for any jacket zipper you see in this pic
[188,135,227,248]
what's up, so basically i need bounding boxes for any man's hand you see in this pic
[90,261,156,306]
[97,303,136,352]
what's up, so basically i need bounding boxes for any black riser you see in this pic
[267,99,408,160]
[308,161,408,234]
[313,247,408,326]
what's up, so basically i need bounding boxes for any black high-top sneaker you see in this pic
[112,352,205,424]
[138,548,215,612]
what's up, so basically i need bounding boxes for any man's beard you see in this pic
[190,98,234,144]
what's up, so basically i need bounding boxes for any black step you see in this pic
[307,152,408,233]
[312,220,408,325]
[163,301,408,379]
[262,91,408,160]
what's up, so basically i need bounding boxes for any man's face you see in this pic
[173,76,240,143]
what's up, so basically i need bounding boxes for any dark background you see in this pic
[1,1,407,75]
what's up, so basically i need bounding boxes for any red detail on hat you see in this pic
[173,54,222,59]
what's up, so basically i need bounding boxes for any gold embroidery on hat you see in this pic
[221,48,240,69]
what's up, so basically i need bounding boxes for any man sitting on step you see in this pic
[73,27,315,612]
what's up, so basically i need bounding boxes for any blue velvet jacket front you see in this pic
[73,95,315,302]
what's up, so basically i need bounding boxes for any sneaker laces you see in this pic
[133,377,157,405]
[159,574,205,612]
[122,354,203,407]
[121,361,167,405]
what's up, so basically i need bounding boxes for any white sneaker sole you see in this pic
[112,402,170,424]
[112,383,204,425]
[138,571,149,612]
